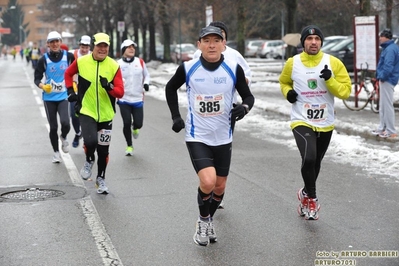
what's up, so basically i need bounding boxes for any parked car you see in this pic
[226,41,237,50]
[170,43,197,63]
[155,45,164,60]
[256,40,285,59]
[245,39,265,57]
[323,37,354,72]
[322,35,348,49]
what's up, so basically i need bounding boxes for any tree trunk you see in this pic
[385,0,393,29]
[359,0,370,16]
[284,0,297,58]
[236,0,246,56]
[159,0,172,62]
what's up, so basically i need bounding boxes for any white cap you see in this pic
[47,31,62,42]
[79,35,91,45]
[120,39,137,50]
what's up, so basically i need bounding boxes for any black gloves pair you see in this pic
[67,87,78,102]
[231,103,249,121]
[171,103,250,133]
[144,84,149,91]
[99,76,113,91]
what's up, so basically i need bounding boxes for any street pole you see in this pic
[19,15,22,45]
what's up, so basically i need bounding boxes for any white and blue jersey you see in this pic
[42,50,68,101]
[184,58,237,146]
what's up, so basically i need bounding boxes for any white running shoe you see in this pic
[80,161,94,180]
[305,198,320,220]
[371,129,385,136]
[60,135,69,153]
[193,219,209,246]
[52,152,61,163]
[218,199,225,209]
[96,177,109,194]
[208,218,217,243]
[297,188,309,217]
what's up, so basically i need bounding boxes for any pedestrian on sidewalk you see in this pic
[117,39,150,156]
[69,35,92,148]
[371,29,399,139]
[34,31,75,163]
[64,32,124,194]
[279,25,351,220]
[166,26,254,246]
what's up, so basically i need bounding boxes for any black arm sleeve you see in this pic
[235,65,255,110]
[34,57,47,87]
[165,64,186,119]
[67,52,75,65]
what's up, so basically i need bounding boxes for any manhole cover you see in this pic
[0,188,65,200]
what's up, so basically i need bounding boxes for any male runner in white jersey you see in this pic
[193,21,252,210]
[166,26,255,246]
[279,25,351,220]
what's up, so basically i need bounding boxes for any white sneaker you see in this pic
[193,219,209,246]
[305,198,321,220]
[52,152,61,163]
[96,177,109,194]
[80,161,94,180]
[60,135,69,153]
[208,218,217,243]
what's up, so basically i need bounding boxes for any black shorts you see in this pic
[186,142,232,177]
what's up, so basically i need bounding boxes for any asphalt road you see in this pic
[0,57,398,266]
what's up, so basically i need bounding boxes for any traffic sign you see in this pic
[117,21,125,32]
[0,28,11,34]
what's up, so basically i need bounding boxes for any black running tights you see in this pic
[292,126,332,198]
[43,100,70,152]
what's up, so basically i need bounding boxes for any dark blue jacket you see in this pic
[376,40,399,85]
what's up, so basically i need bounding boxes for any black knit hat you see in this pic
[300,25,324,47]
[380,29,393,39]
[209,21,228,40]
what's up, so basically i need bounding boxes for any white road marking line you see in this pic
[25,63,123,266]
[80,197,124,265]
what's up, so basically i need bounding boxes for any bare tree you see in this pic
[37,0,375,60]
[385,0,394,29]
[159,0,173,62]
[236,0,246,55]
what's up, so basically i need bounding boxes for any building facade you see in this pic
[0,0,75,48]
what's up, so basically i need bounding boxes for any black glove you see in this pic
[286,89,298,103]
[143,84,149,91]
[231,103,248,121]
[172,116,185,133]
[67,87,78,102]
[99,75,113,91]
[319,64,332,80]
